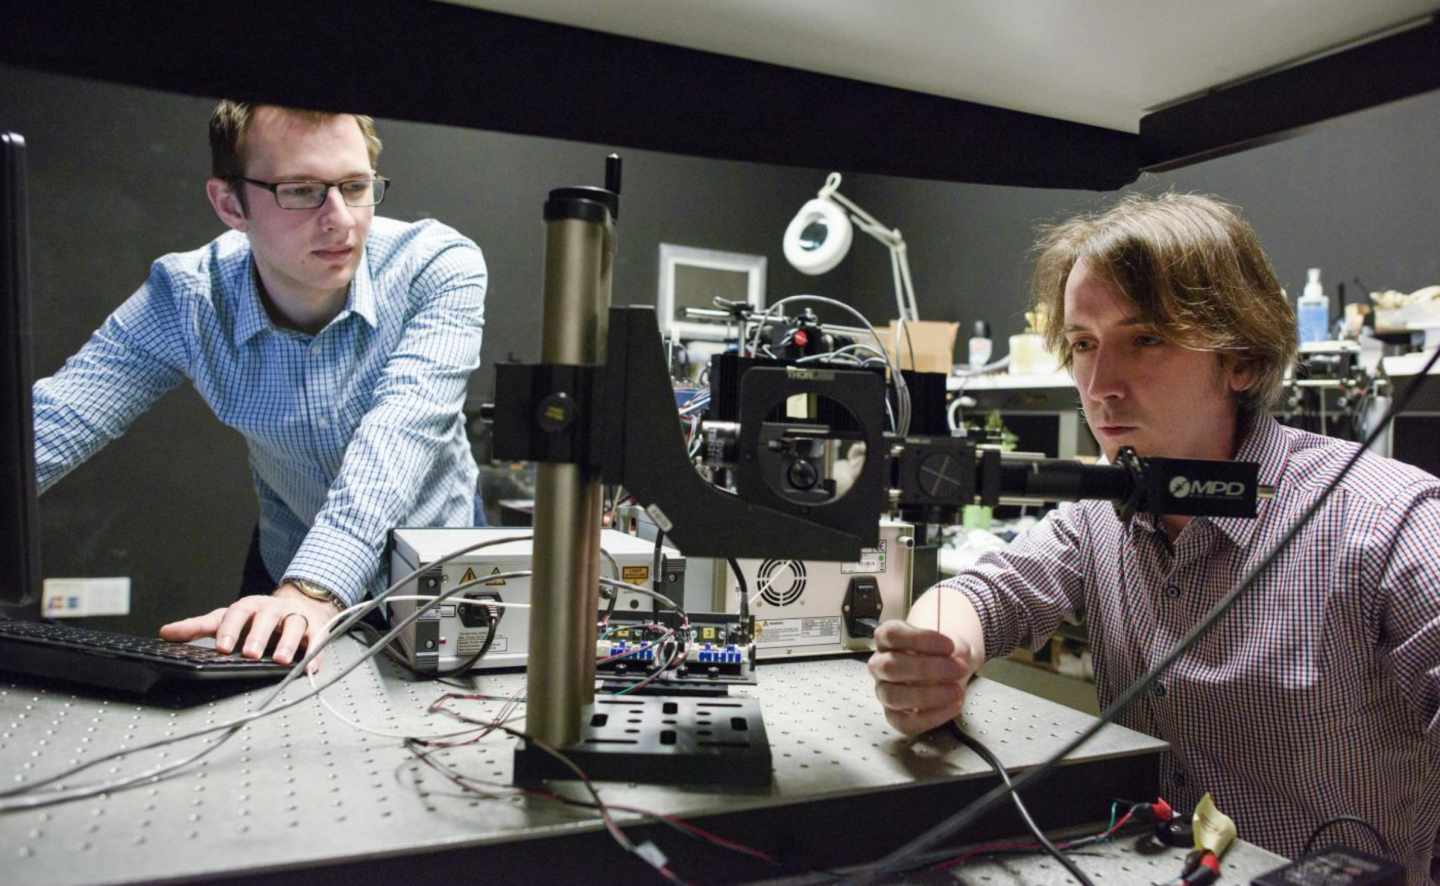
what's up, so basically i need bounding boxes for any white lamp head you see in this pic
[783,195,852,275]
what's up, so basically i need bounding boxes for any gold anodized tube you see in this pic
[525,214,612,747]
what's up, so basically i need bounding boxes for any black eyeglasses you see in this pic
[236,175,389,210]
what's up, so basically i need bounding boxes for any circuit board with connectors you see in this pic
[596,611,757,692]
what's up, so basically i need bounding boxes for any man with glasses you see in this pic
[32,102,488,670]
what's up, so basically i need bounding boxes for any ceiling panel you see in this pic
[4,1,1436,187]
[452,0,1437,132]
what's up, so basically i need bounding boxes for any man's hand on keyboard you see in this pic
[158,588,341,672]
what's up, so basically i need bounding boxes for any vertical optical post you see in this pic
[511,159,772,788]
[524,179,617,746]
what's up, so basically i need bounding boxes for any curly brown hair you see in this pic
[1031,192,1296,423]
[208,101,383,211]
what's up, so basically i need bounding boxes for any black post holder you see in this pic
[512,694,773,787]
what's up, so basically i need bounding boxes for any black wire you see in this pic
[624,528,665,628]
[651,528,667,601]
[1301,815,1393,857]
[403,728,813,877]
[432,608,499,678]
[602,578,622,623]
[406,737,698,845]
[853,342,1440,883]
[353,608,498,679]
[947,721,1095,886]
[645,528,691,677]
[727,557,750,640]
[352,619,411,668]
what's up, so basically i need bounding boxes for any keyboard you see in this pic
[0,619,290,693]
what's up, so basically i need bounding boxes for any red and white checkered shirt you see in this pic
[941,415,1440,882]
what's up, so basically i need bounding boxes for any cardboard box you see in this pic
[878,320,958,373]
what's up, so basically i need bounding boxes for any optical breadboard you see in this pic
[720,520,913,659]
[388,527,683,673]
[0,649,1301,885]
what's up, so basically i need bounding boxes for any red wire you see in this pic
[1103,810,1135,838]
[934,806,1139,871]
[597,627,674,665]
[421,693,777,878]
[610,634,687,696]
[602,801,780,865]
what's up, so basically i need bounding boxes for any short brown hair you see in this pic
[208,101,383,209]
[1031,192,1296,422]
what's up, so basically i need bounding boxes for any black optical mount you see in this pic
[490,306,1263,563]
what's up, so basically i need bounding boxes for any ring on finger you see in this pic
[281,612,311,633]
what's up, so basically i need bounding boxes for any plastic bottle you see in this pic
[1297,268,1329,344]
[967,320,993,369]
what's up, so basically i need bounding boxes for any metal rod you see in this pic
[526,213,613,746]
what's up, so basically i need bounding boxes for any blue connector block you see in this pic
[606,642,655,662]
[696,644,743,665]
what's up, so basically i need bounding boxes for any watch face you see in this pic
[289,580,330,601]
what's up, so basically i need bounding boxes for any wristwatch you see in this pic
[284,577,343,609]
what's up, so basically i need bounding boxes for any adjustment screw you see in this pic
[536,392,574,432]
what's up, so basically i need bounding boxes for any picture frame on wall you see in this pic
[656,243,766,342]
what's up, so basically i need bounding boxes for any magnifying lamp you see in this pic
[782,172,919,322]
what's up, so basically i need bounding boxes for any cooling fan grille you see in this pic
[755,559,807,607]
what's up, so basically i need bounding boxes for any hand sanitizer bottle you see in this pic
[1297,268,1329,344]
[968,320,993,369]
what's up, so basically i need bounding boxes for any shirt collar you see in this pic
[1126,414,1290,550]
[233,256,270,346]
[342,244,378,329]
[231,244,376,346]
[1209,414,1290,549]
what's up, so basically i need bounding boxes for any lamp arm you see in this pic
[817,173,921,322]
[889,247,907,326]
[825,190,899,245]
[855,214,919,324]
[896,241,920,323]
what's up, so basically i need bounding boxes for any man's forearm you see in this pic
[907,585,987,664]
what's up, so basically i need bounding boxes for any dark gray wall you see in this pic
[845,87,1440,350]
[8,59,1438,634]
[0,64,846,632]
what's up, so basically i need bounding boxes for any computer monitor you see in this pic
[0,130,40,606]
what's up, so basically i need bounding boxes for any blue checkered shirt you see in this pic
[938,415,1440,880]
[33,217,487,606]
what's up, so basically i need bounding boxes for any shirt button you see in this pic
[1165,583,1181,598]
[1152,681,1167,698]
[1173,770,1186,787]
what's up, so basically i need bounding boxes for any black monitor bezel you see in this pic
[1,130,39,606]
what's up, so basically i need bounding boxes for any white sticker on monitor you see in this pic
[42,577,131,618]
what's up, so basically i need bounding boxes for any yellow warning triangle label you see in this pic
[460,567,477,583]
